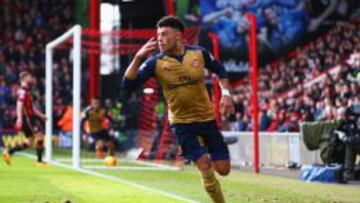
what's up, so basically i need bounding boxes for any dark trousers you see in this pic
[344,144,360,172]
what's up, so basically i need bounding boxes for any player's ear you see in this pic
[175,31,182,41]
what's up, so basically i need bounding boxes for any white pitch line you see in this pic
[129,159,182,170]
[19,152,199,203]
[83,165,180,171]
[56,158,182,171]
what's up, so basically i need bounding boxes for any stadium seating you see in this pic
[230,22,360,132]
[0,0,74,131]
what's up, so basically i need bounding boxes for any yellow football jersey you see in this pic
[123,45,227,124]
[83,107,107,133]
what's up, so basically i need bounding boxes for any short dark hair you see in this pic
[157,16,185,33]
[92,97,100,101]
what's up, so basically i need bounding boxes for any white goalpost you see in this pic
[45,25,82,168]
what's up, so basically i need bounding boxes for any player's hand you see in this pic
[135,37,157,60]
[41,116,48,122]
[220,95,235,119]
[15,118,22,131]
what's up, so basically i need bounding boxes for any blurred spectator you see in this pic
[259,110,271,131]
[231,112,248,131]
[57,104,73,148]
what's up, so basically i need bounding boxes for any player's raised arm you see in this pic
[201,48,235,118]
[122,37,157,90]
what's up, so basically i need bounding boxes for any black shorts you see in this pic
[170,120,230,162]
[89,130,112,142]
[22,115,42,138]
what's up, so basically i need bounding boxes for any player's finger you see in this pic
[143,41,157,50]
[225,104,234,118]
[147,42,158,50]
[144,46,157,53]
[220,106,224,116]
[141,38,156,50]
[222,105,229,118]
[225,106,231,118]
[145,37,157,45]
[145,40,157,47]
[146,37,155,42]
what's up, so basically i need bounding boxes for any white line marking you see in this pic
[19,152,199,203]
[83,165,180,171]
[129,159,182,170]
[55,158,182,171]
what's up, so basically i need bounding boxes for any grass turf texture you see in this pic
[1,155,359,203]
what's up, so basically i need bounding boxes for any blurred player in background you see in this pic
[2,71,47,166]
[82,97,115,159]
[123,16,234,203]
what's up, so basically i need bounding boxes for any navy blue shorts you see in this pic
[170,120,229,162]
[89,130,112,142]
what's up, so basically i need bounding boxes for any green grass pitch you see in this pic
[1,155,359,203]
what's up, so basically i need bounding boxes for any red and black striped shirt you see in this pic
[17,87,34,117]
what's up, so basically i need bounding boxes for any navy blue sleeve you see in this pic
[122,57,157,90]
[81,107,90,131]
[201,48,228,79]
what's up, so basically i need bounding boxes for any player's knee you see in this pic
[36,139,44,148]
[97,140,104,146]
[196,155,212,171]
[216,167,231,176]
[213,160,231,176]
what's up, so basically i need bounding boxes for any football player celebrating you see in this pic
[123,16,234,203]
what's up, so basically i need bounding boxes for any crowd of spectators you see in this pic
[0,0,74,131]
[230,22,360,132]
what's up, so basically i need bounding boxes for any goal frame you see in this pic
[45,25,82,168]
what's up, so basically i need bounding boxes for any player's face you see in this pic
[157,27,179,53]
[91,99,100,109]
[25,75,34,85]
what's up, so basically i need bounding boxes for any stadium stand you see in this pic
[231,22,360,132]
[0,0,75,132]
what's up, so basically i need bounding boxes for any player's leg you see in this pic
[89,132,105,159]
[106,139,115,156]
[102,130,115,156]
[171,123,225,203]
[6,142,29,155]
[201,121,231,176]
[196,154,226,203]
[196,121,231,203]
[34,132,45,163]
[2,117,33,165]
[95,139,105,159]
[212,160,231,176]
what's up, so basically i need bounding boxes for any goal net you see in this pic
[44,25,200,171]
